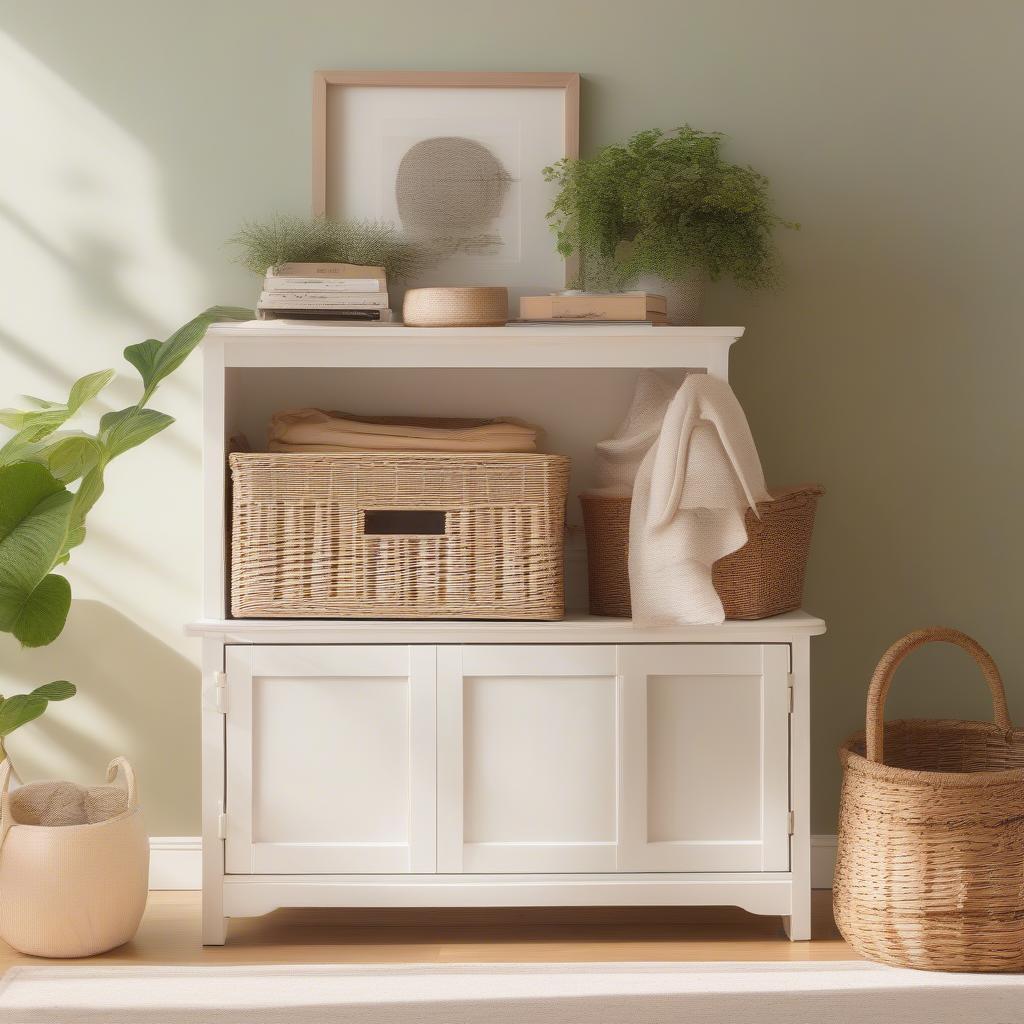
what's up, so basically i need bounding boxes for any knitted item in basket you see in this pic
[10,779,128,826]
[0,758,149,958]
[834,628,1024,972]
[579,485,822,619]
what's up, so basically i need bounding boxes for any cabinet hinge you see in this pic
[787,810,795,836]
[206,671,227,714]
[787,673,795,714]
[217,809,227,840]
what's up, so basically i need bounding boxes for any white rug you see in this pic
[1,961,1023,1023]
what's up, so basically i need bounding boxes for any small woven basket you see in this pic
[579,485,823,619]
[403,287,508,327]
[834,628,1024,972]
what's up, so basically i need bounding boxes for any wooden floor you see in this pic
[0,891,854,967]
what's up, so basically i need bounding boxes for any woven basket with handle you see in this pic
[833,628,1024,972]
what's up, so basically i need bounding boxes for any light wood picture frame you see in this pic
[312,71,580,296]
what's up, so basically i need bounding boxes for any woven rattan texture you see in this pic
[230,453,569,620]
[834,628,1024,972]
[579,485,822,620]
[402,287,508,327]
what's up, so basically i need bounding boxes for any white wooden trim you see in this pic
[785,638,813,940]
[435,646,464,872]
[150,837,840,892]
[149,837,202,890]
[223,646,255,874]
[222,872,795,918]
[203,323,742,374]
[760,644,792,871]
[201,336,226,620]
[200,637,227,943]
[408,645,437,874]
[187,611,826,645]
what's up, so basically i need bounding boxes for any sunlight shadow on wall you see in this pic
[0,31,208,834]
[1,601,201,835]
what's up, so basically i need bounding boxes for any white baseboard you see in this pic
[149,836,840,892]
[149,837,202,890]
[811,834,837,889]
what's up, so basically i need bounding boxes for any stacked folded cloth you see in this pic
[268,408,540,453]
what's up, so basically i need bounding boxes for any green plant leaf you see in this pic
[0,694,48,737]
[124,306,251,399]
[99,407,174,458]
[3,574,71,647]
[0,463,74,647]
[67,369,116,413]
[122,339,161,389]
[30,680,76,701]
[0,369,114,439]
[37,434,104,484]
[0,461,65,539]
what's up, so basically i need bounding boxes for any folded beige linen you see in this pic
[268,408,539,453]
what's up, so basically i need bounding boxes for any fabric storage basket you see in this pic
[579,484,823,619]
[230,452,570,620]
[0,758,149,958]
[833,628,1024,972]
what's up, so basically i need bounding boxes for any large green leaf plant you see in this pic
[0,307,251,763]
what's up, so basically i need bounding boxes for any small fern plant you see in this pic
[544,126,796,291]
[229,214,433,280]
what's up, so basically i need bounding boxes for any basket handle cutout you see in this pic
[363,510,447,536]
[866,627,1012,763]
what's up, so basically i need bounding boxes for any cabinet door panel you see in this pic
[438,646,619,872]
[225,645,435,874]
[618,644,790,872]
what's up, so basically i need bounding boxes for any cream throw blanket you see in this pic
[595,372,769,625]
[268,409,538,453]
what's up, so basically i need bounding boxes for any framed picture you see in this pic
[312,71,580,299]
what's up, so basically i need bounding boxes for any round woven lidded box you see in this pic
[403,287,508,327]
[578,485,823,619]
[834,628,1024,973]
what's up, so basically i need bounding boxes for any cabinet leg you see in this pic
[202,913,228,946]
[782,908,811,941]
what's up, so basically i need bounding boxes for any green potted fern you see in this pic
[543,126,795,323]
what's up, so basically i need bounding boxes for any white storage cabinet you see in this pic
[188,323,825,945]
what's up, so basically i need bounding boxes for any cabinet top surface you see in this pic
[186,610,825,643]
[204,322,744,369]
[207,322,744,340]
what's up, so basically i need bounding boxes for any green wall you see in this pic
[1,0,1022,835]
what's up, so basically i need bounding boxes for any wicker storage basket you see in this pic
[230,452,569,620]
[578,485,823,619]
[834,628,1024,972]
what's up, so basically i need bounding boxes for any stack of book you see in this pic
[518,291,667,325]
[257,263,393,321]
